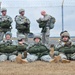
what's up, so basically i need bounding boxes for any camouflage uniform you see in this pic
[55,31,75,60]
[0,8,13,41]
[15,9,30,42]
[0,32,17,62]
[26,36,52,62]
[37,11,55,46]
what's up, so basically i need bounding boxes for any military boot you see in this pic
[24,51,27,58]
[16,54,28,64]
[61,59,70,63]
[50,55,61,63]
[50,44,55,58]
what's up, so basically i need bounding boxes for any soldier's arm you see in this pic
[7,16,13,23]
[15,16,25,25]
[25,17,30,24]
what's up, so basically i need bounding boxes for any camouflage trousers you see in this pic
[17,32,28,42]
[0,54,17,62]
[59,53,75,60]
[25,53,52,62]
[42,27,50,46]
[0,32,4,41]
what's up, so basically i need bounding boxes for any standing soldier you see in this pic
[0,8,13,41]
[37,10,55,46]
[15,9,30,42]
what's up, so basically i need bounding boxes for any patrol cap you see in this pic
[1,8,7,12]
[18,34,25,41]
[33,35,41,40]
[5,31,12,37]
[61,31,70,39]
[19,9,25,14]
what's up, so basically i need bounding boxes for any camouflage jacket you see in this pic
[55,40,75,55]
[37,14,55,32]
[0,15,13,28]
[15,15,30,33]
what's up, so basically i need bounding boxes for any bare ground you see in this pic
[0,61,75,75]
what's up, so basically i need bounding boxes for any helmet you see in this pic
[1,8,7,12]
[33,35,41,40]
[18,34,25,40]
[5,31,12,37]
[19,9,25,14]
[61,31,70,39]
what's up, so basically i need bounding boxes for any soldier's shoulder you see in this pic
[6,15,12,19]
[15,15,21,21]
[15,15,20,18]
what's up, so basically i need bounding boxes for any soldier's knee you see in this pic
[41,55,52,62]
[0,54,7,61]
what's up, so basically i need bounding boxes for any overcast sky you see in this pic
[0,0,75,37]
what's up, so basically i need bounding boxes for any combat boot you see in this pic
[24,51,27,58]
[50,55,61,63]
[50,44,55,58]
[61,59,70,63]
[16,54,28,64]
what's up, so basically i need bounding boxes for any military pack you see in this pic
[0,15,12,28]
[28,43,49,58]
[48,16,56,29]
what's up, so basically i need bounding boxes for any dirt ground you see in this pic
[0,61,75,75]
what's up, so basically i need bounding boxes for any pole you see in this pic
[62,0,64,31]
[0,2,1,15]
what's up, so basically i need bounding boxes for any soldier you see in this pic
[17,34,28,58]
[0,8,13,41]
[0,31,17,62]
[37,10,55,46]
[15,8,30,42]
[54,31,75,62]
[15,34,29,63]
[26,35,52,62]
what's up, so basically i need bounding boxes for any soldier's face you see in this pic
[62,36,69,42]
[6,35,11,40]
[41,11,46,16]
[21,11,25,16]
[34,38,40,43]
[2,11,7,15]
[22,38,25,43]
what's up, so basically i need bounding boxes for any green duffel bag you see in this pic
[0,20,11,28]
[0,45,17,53]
